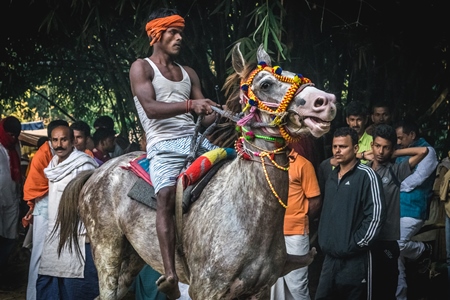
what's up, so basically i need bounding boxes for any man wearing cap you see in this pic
[129,7,219,299]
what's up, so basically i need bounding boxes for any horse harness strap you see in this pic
[175,176,191,279]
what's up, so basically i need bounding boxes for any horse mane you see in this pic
[52,169,95,260]
[208,61,257,148]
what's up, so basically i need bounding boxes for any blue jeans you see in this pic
[36,243,99,300]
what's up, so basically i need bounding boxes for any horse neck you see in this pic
[233,135,290,226]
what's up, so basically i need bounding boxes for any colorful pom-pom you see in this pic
[235,126,242,132]
[241,84,249,92]
[274,66,283,75]
[248,98,257,106]
[293,75,300,84]
[258,61,267,68]
[244,131,255,141]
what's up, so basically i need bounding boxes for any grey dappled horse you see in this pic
[55,44,337,299]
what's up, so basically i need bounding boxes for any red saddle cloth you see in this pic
[126,153,152,185]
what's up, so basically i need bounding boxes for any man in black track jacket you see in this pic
[315,127,386,300]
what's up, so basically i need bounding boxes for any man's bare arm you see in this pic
[307,195,322,222]
[184,66,220,126]
[392,147,428,169]
[129,59,192,119]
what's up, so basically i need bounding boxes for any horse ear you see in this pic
[232,42,246,75]
[256,44,272,67]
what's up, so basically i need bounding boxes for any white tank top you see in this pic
[134,58,196,149]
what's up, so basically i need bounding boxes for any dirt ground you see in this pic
[0,234,447,300]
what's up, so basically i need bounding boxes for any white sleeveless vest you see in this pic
[134,58,196,149]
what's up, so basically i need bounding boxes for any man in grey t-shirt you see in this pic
[367,124,427,300]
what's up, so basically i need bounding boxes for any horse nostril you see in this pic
[314,98,325,107]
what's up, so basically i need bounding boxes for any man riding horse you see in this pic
[129,7,220,299]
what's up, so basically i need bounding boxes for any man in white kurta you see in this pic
[36,124,99,299]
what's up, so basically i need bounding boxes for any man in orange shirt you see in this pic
[22,119,68,300]
[270,146,321,300]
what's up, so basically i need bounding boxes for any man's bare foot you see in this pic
[156,275,181,299]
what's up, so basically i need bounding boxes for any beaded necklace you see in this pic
[234,136,289,208]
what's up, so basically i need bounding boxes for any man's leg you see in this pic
[371,240,399,300]
[0,201,19,269]
[148,140,192,299]
[155,186,180,299]
[396,216,425,300]
[282,234,311,300]
[27,213,47,300]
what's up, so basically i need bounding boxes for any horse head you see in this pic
[231,43,337,142]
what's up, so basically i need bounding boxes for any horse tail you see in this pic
[52,169,95,259]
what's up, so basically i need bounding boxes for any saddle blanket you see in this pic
[124,148,236,210]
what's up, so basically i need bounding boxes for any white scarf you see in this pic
[44,148,98,182]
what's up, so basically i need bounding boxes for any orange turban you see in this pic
[145,15,185,46]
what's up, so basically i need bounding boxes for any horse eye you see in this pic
[261,81,271,90]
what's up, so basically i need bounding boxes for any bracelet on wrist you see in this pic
[186,99,192,113]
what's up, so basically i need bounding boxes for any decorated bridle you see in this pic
[238,61,314,143]
[234,61,314,208]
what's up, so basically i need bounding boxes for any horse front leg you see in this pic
[279,247,317,277]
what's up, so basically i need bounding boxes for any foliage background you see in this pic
[1,0,450,158]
